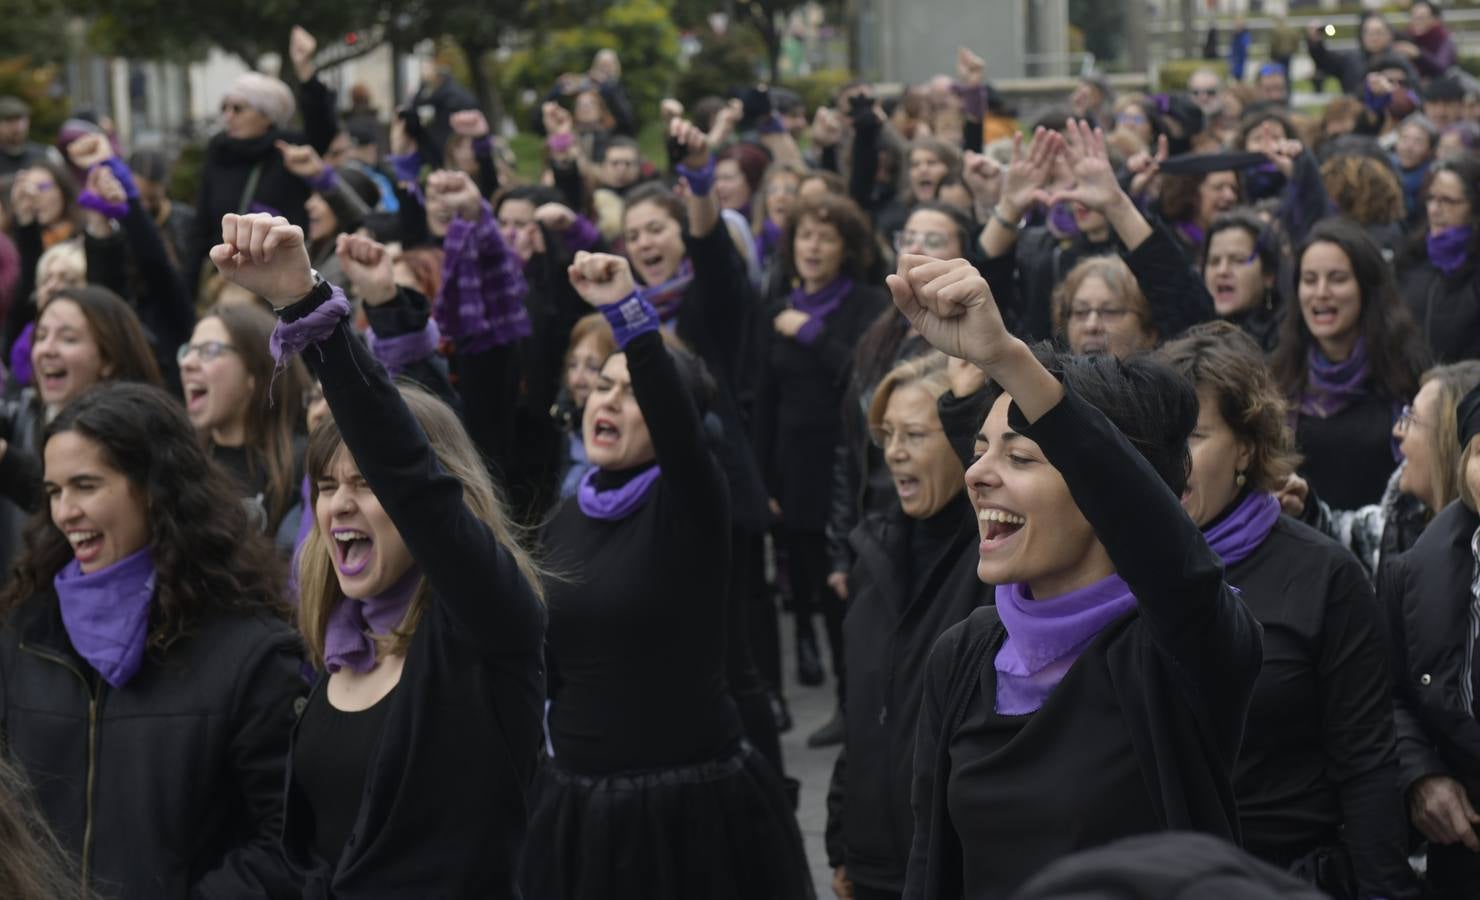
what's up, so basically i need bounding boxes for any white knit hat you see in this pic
[225,72,296,129]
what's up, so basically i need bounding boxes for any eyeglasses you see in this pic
[1118,113,1148,126]
[893,230,953,253]
[220,101,247,115]
[177,340,238,363]
[1068,306,1133,323]
[1427,194,1468,208]
[1396,404,1425,433]
[1190,88,1219,98]
[871,426,945,450]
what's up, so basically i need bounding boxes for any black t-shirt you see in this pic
[1295,393,1396,511]
[292,682,398,865]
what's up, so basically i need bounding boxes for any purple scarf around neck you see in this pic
[54,547,156,688]
[993,574,1138,715]
[638,258,694,324]
[1203,491,1280,567]
[755,218,783,265]
[577,463,662,520]
[1177,220,1206,249]
[790,276,853,346]
[323,566,421,674]
[1299,337,1370,419]
[1428,225,1473,277]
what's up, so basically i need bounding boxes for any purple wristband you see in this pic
[795,317,825,346]
[472,135,494,158]
[78,190,128,220]
[547,132,575,155]
[368,319,441,377]
[98,157,139,200]
[676,157,717,197]
[270,284,352,363]
[563,216,600,252]
[307,166,338,193]
[600,293,660,348]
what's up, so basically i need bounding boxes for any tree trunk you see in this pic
[457,37,505,133]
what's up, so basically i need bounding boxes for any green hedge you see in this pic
[1158,59,1227,92]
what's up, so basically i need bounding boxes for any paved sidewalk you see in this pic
[775,616,844,899]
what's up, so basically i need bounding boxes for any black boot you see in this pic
[769,690,793,733]
[796,634,824,686]
[807,706,845,748]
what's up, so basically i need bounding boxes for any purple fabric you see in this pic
[54,547,156,689]
[1177,220,1206,249]
[323,566,422,674]
[1299,337,1370,419]
[10,321,33,387]
[78,190,128,220]
[98,158,139,199]
[1203,491,1281,567]
[270,284,352,363]
[1048,202,1080,239]
[1362,85,1393,115]
[577,464,662,520]
[389,151,423,185]
[1428,225,1473,277]
[993,574,1139,715]
[759,114,787,136]
[368,319,441,377]
[287,474,313,604]
[676,157,716,197]
[952,83,989,121]
[638,258,694,323]
[600,293,660,348]
[562,215,600,253]
[307,166,337,193]
[248,201,283,217]
[755,218,783,265]
[789,276,853,347]
[436,201,532,354]
[472,135,494,158]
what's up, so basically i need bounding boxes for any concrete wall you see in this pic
[858,0,1028,84]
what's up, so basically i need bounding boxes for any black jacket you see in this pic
[1399,260,1480,365]
[0,601,304,900]
[905,385,1263,899]
[824,493,990,890]
[277,287,547,899]
[1380,500,1480,793]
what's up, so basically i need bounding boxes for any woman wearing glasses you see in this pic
[1398,156,1480,364]
[178,304,309,542]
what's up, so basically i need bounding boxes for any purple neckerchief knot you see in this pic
[790,276,853,346]
[562,215,601,253]
[388,151,423,186]
[307,166,337,194]
[269,284,352,364]
[638,258,695,323]
[1428,225,1473,277]
[323,566,422,674]
[1203,491,1280,567]
[1298,337,1370,419]
[578,464,662,520]
[600,293,660,348]
[676,157,717,197]
[54,547,156,689]
[78,190,128,220]
[10,321,34,387]
[994,574,1138,715]
[437,200,532,354]
[368,318,442,377]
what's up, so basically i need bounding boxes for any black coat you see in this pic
[755,282,889,532]
[0,601,304,900]
[1399,261,1480,365]
[1380,500,1480,793]
[824,493,990,891]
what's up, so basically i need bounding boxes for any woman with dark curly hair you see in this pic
[1160,321,1418,900]
[1273,217,1428,510]
[1320,152,1407,257]
[0,381,304,900]
[1397,155,1480,364]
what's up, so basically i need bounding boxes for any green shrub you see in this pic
[0,58,68,143]
[673,27,767,108]
[781,68,854,113]
[1159,59,1228,92]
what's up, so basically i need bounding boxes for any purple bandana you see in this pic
[367,319,441,377]
[323,566,421,674]
[54,547,156,689]
[993,574,1138,715]
[577,464,662,520]
[790,276,853,346]
[10,321,33,387]
[638,258,695,323]
[269,285,352,364]
[1203,491,1280,567]
[1298,337,1370,419]
[1428,225,1473,277]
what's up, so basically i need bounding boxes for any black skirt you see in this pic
[524,741,816,900]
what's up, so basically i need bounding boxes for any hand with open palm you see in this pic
[998,128,1061,220]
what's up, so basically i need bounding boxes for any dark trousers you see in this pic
[852,885,903,900]
[728,529,784,777]
[783,527,845,701]
[744,532,782,694]
[1426,841,1480,899]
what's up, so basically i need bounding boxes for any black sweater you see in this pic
[1399,260,1480,365]
[1295,393,1397,511]
[904,385,1262,899]
[276,288,548,899]
[541,328,742,774]
[1224,515,1416,898]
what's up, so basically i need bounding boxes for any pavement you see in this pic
[775,615,845,899]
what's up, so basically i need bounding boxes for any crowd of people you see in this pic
[1,5,1480,899]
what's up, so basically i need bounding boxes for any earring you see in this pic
[1236,470,1247,488]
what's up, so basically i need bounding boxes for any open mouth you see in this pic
[38,367,67,394]
[184,383,208,413]
[332,527,374,577]
[978,507,1026,553]
[638,253,664,272]
[894,474,920,501]
[66,529,103,564]
[1307,305,1341,328]
[1078,336,1108,355]
[592,417,621,447]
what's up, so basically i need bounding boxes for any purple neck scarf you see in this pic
[323,566,422,674]
[577,464,662,520]
[790,276,854,346]
[1299,337,1370,419]
[1428,225,1473,277]
[638,258,694,323]
[993,574,1138,715]
[755,218,783,265]
[1048,202,1080,239]
[1203,491,1280,568]
[54,547,156,689]
[1177,220,1206,249]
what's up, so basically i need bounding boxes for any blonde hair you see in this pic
[35,240,84,300]
[1050,255,1153,340]
[752,161,807,236]
[297,385,545,668]
[867,351,954,435]
[1421,361,1480,512]
[1460,435,1480,512]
